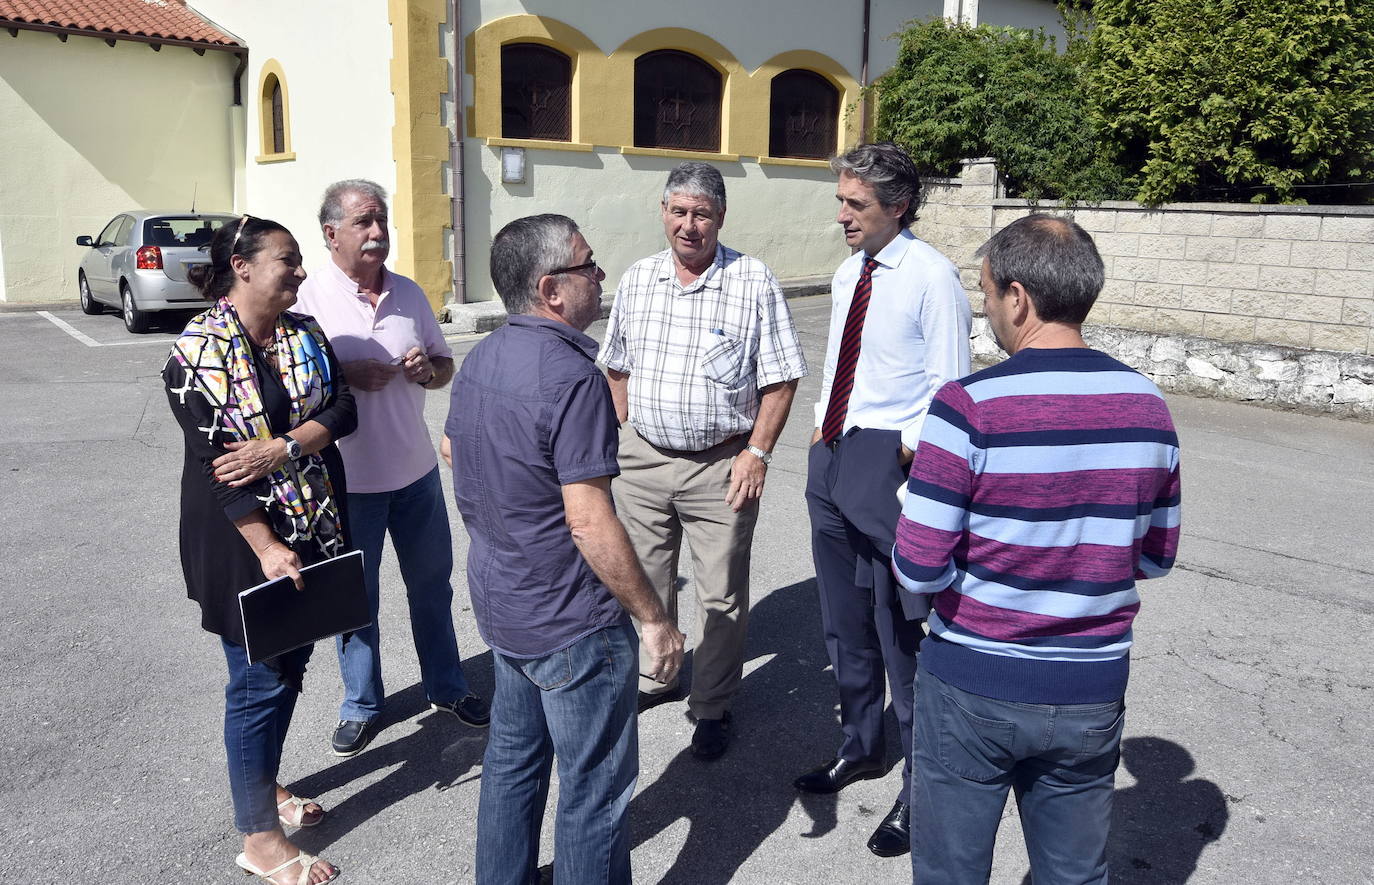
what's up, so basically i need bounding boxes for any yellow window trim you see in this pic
[256,58,293,160]
[468,16,861,158]
[758,156,831,169]
[485,137,595,153]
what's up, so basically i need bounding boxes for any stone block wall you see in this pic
[917,159,1374,419]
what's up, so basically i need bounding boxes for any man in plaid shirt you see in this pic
[601,162,807,760]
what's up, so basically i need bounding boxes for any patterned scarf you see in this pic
[167,296,344,559]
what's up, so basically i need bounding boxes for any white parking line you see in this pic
[37,311,101,347]
[34,311,176,347]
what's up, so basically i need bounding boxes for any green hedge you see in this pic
[1085,0,1374,205]
[874,4,1374,205]
[873,20,1129,202]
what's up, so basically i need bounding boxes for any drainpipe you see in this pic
[448,0,467,304]
[860,0,872,142]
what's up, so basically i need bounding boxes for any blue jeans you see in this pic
[222,639,312,833]
[911,660,1126,885]
[476,624,639,885]
[336,466,470,722]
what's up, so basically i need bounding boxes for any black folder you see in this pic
[238,550,370,664]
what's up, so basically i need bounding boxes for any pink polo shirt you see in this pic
[294,260,452,494]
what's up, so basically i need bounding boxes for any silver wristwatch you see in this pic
[745,444,773,465]
[279,434,302,461]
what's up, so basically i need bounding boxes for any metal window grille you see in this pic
[501,43,572,141]
[269,79,285,154]
[769,69,838,160]
[634,50,721,152]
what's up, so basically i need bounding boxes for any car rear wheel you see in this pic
[121,284,150,333]
[79,273,101,315]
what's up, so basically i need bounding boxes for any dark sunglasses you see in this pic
[547,259,599,277]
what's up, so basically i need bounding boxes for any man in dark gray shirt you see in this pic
[446,213,684,885]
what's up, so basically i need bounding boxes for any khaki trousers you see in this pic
[614,425,759,720]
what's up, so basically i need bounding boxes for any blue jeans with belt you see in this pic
[476,623,639,885]
[336,466,471,723]
[911,659,1126,884]
[222,639,313,833]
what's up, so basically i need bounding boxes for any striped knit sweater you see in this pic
[892,347,1181,704]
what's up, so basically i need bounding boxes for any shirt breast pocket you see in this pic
[700,335,745,388]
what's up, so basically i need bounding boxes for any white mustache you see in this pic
[361,239,389,253]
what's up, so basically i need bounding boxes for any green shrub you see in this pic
[873,20,1130,202]
[1084,0,1374,205]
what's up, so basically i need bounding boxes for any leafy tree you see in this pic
[1083,0,1374,204]
[873,20,1130,202]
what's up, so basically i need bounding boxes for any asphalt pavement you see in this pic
[1,296,1372,884]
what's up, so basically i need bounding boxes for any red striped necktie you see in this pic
[821,256,879,445]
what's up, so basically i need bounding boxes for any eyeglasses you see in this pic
[546,259,599,277]
[230,214,257,255]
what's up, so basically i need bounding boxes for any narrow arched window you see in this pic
[634,50,721,152]
[269,77,285,154]
[256,60,294,161]
[769,69,839,160]
[501,43,572,141]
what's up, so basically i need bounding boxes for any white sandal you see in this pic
[236,850,340,884]
[276,795,325,828]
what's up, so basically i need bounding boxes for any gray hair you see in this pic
[318,179,389,237]
[975,214,1104,324]
[830,142,922,226]
[662,162,726,212]
[490,214,581,315]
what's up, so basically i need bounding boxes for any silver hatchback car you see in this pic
[76,211,238,332]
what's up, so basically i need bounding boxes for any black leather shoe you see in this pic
[867,800,911,857]
[793,756,885,794]
[329,719,377,757]
[690,711,733,760]
[637,686,684,713]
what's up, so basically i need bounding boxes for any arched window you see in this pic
[501,43,572,141]
[634,50,721,152]
[268,77,285,154]
[256,60,294,161]
[769,69,839,160]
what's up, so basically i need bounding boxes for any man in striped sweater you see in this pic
[892,214,1181,884]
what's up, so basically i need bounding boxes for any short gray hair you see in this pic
[975,214,1104,324]
[490,214,580,315]
[662,162,726,212]
[318,179,389,234]
[830,142,922,227]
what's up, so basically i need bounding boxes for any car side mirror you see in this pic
[76,236,94,246]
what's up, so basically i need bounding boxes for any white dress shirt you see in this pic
[812,228,971,452]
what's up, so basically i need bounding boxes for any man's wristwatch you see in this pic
[278,434,302,461]
[745,444,773,465]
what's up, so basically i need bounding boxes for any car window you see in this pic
[96,217,122,246]
[145,217,232,248]
[114,216,136,247]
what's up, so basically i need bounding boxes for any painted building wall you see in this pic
[0,30,237,302]
[456,1,1063,303]
[189,0,400,275]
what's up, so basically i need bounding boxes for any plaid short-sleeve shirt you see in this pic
[600,244,807,452]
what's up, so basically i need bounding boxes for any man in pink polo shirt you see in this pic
[295,179,487,757]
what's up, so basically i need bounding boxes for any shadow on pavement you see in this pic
[283,650,495,853]
[632,578,895,885]
[1016,736,1228,884]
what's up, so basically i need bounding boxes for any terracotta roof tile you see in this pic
[0,0,241,47]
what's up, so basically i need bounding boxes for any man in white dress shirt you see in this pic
[794,143,971,858]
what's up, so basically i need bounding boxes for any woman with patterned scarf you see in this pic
[163,216,356,885]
